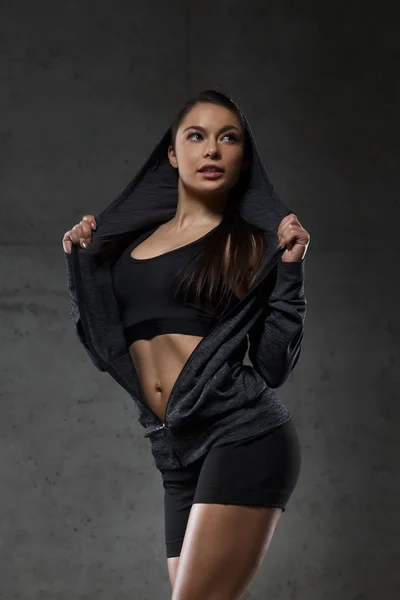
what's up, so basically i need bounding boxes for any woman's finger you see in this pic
[79,219,94,245]
[82,215,97,230]
[71,223,89,248]
[62,214,97,254]
[62,230,73,254]
[280,220,302,243]
[62,224,83,252]
[81,216,97,246]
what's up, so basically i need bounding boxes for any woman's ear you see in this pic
[168,145,178,169]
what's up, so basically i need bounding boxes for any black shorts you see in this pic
[160,417,302,558]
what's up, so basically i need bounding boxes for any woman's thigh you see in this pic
[172,503,283,600]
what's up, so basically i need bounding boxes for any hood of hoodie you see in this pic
[92,111,293,248]
[69,105,294,369]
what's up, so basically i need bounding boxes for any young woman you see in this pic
[63,90,310,599]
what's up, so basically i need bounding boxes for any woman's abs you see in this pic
[128,333,205,422]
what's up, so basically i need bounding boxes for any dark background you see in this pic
[1,1,399,598]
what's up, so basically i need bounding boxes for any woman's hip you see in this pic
[161,417,302,504]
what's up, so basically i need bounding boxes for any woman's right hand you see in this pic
[62,215,97,254]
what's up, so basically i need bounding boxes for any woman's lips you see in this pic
[199,170,224,179]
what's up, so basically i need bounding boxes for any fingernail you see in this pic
[82,242,88,249]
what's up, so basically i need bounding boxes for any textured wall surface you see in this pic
[1,1,399,598]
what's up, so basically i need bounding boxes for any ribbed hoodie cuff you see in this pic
[277,257,305,278]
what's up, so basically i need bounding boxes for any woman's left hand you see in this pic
[277,214,310,262]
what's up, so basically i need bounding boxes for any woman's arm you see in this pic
[248,258,307,388]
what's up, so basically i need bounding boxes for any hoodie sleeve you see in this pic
[248,258,307,388]
[64,251,106,372]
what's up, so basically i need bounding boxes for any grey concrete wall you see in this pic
[1,1,399,598]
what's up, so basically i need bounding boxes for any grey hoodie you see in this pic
[64,103,307,471]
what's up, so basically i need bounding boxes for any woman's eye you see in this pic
[188,132,236,142]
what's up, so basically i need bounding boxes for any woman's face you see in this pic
[168,103,247,197]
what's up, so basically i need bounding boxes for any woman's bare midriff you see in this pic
[126,219,249,422]
[127,334,206,421]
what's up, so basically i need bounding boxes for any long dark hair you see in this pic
[170,90,268,318]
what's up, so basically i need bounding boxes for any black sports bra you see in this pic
[112,224,239,345]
